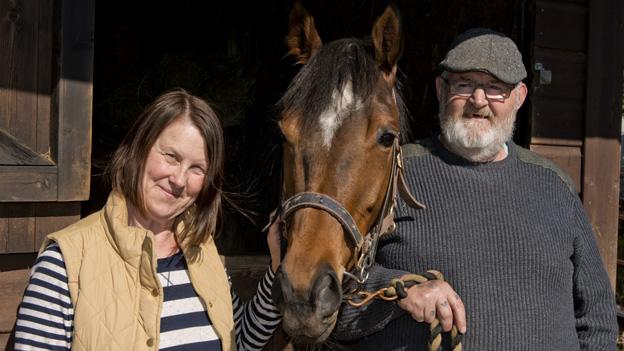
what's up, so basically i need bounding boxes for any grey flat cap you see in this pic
[439,28,527,84]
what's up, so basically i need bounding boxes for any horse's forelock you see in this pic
[278,38,411,142]
[279,39,374,126]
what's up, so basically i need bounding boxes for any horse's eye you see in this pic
[378,132,396,147]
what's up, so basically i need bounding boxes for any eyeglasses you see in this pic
[441,76,515,102]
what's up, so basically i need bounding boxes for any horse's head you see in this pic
[273,3,407,343]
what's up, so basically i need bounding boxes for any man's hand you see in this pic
[396,278,467,334]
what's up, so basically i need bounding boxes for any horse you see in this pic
[271,2,424,345]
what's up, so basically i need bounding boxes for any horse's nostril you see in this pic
[313,269,341,318]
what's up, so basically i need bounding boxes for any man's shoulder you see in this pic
[511,142,577,193]
[402,138,435,159]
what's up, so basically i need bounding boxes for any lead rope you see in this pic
[344,270,463,351]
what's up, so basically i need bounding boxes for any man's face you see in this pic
[435,71,527,162]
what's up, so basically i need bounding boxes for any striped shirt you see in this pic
[14,244,281,351]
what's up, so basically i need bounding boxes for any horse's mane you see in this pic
[278,37,412,142]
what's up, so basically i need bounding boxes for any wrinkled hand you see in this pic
[396,278,467,334]
[267,212,282,273]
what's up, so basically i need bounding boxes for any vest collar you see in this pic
[100,192,152,261]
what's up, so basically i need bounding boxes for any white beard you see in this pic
[439,101,517,163]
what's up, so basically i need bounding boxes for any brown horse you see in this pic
[271,3,421,345]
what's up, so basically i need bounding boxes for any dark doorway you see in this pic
[91,0,529,255]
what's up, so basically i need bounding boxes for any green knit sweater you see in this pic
[333,137,617,351]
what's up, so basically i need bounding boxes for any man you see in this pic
[332,28,618,350]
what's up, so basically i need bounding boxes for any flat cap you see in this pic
[439,28,527,84]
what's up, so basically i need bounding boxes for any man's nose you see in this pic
[469,88,489,109]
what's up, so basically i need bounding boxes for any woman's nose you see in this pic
[169,167,187,188]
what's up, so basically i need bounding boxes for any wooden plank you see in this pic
[55,0,94,201]
[14,0,38,151]
[535,1,587,52]
[7,204,35,253]
[0,268,31,331]
[530,137,582,147]
[529,144,582,192]
[0,255,33,351]
[224,255,271,301]
[0,166,57,202]
[0,0,17,132]
[0,268,30,333]
[0,205,7,253]
[0,129,54,165]
[0,253,36,349]
[0,332,13,351]
[0,252,37,271]
[36,0,53,158]
[34,202,80,249]
[532,47,586,100]
[582,0,624,289]
[530,96,584,145]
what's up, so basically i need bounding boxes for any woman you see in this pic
[14,89,281,351]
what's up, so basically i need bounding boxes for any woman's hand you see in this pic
[267,213,282,273]
[396,278,467,334]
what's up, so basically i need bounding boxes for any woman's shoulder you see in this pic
[40,209,107,259]
[47,210,105,242]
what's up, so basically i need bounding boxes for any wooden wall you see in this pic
[0,0,93,347]
[0,204,80,349]
[0,0,54,161]
[0,0,93,203]
[0,0,57,201]
[0,203,80,253]
[0,253,35,349]
[529,0,587,191]
[528,0,624,287]
[581,0,623,289]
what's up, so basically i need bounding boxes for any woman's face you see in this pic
[140,116,208,224]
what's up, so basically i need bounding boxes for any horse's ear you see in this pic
[286,1,322,64]
[372,6,402,78]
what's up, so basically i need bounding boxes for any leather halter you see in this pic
[276,139,425,284]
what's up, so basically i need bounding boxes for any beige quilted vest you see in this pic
[40,192,235,351]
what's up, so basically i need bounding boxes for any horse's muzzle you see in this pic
[272,265,342,342]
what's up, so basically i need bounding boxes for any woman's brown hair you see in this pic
[107,88,224,250]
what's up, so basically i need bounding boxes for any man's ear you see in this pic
[515,82,528,108]
[435,76,445,102]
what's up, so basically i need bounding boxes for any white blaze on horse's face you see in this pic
[319,81,363,149]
